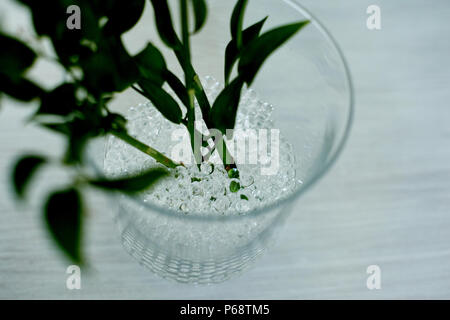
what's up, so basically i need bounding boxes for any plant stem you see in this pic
[216,138,237,171]
[180,0,191,79]
[145,0,237,171]
[173,51,211,123]
[111,130,181,169]
[174,55,237,171]
[180,0,200,166]
[187,89,202,165]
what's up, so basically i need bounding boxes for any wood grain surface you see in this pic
[0,0,449,299]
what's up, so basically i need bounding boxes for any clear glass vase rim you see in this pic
[99,0,354,223]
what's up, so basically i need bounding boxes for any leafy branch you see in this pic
[1,0,309,264]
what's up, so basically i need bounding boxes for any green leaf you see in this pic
[210,78,244,134]
[80,36,140,93]
[38,114,101,165]
[64,133,90,165]
[240,194,248,200]
[39,122,71,135]
[80,52,117,93]
[193,75,212,123]
[191,0,208,33]
[12,155,46,198]
[38,104,105,141]
[103,0,145,35]
[149,0,181,49]
[238,20,310,85]
[164,70,190,108]
[44,188,83,264]
[0,33,37,81]
[230,0,248,49]
[88,167,168,194]
[36,83,77,116]
[17,0,62,37]
[138,78,183,124]
[18,1,101,66]
[104,112,128,133]
[134,42,167,86]
[0,34,42,100]
[62,116,103,164]
[0,74,44,102]
[225,16,268,85]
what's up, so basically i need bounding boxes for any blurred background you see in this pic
[1,0,449,299]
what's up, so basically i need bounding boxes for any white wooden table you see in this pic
[1,0,449,299]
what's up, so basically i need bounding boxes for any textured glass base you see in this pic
[115,198,292,283]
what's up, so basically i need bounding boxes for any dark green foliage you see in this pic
[88,168,168,194]
[62,117,100,164]
[138,79,183,124]
[0,34,36,81]
[44,188,83,263]
[210,78,244,134]
[238,21,310,85]
[149,0,181,49]
[191,0,208,33]
[212,5,309,134]
[134,43,167,86]
[36,83,78,116]
[18,1,100,65]
[164,71,190,108]
[39,122,72,136]
[79,36,140,94]
[134,43,191,110]
[102,0,146,35]
[0,75,44,102]
[12,155,46,198]
[3,0,309,264]
[230,0,248,49]
[0,33,43,101]
[18,1,140,93]
[213,19,309,132]
[104,112,128,133]
[224,16,268,85]
[192,75,212,122]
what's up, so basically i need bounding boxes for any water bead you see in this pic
[227,168,240,179]
[229,180,241,193]
[200,162,214,175]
